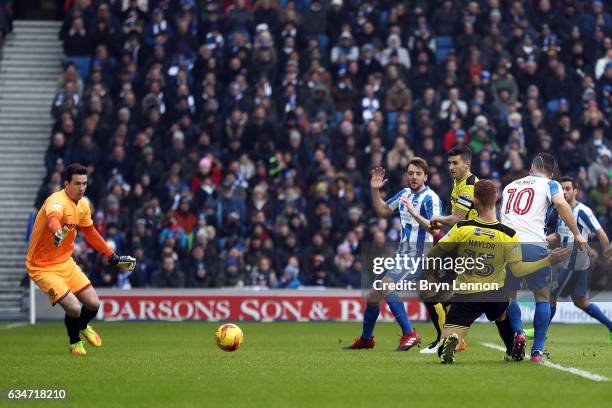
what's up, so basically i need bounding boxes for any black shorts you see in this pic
[445,291,509,329]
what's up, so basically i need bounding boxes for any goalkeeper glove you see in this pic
[107,253,137,271]
[53,226,69,247]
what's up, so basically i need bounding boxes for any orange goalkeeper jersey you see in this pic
[26,190,94,267]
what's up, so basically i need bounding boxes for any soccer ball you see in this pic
[215,323,244,352]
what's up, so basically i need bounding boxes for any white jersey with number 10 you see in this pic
[500,174,562,243]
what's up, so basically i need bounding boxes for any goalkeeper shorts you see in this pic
[27,257,92,305]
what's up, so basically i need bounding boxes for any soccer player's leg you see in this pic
[571,270,612,342]
[521,244,552,362]
[344,283,384,349]
[420,301,446,353]
[76,287,102,347]
[526,277,552,362]
[58,292,87,356]
[28,264,85,355]
[504,270,524,336]
[488,306,521,361]
[68,259,101,347]
[439,300,480,364]
[526,266,571,339]
[387,266,420,351]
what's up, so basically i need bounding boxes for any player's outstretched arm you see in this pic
[509,247,571,278]
[81,225,115,258]
[370,167,393,217]
[552,194,587,249]
[81,225,137,271]
[430,208,468,229]
[400,196,432,231]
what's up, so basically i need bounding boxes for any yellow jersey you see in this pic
[26,190,93,267]
[450,173,479,220]
[428,218,521,293]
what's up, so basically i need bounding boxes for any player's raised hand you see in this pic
[548,247,572,265]
[53,226,69,247]
[370,167,388,190]
[107,253,137,271]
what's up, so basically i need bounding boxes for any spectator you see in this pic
[63,17,90,56]
[131,243,154,287]
[277,255,302,289]
[379,34,410,69]
[588,148,612,188]
[187,261,214,288]
[151,256,186,288]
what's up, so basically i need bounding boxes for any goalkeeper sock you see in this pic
[77,305,99,330]
[495,318,515,355]
[385,292,413,335]
[64,314,81,344]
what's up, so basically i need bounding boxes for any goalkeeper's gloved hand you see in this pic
[53,226,69,247]
[107,253,137,271]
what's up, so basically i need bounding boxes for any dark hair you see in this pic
[474,179,497,208]
[559,175,578,189]
[447,144,472,162]
[64,163,88,183]
[408,157,429,175]
[531,152,557,177]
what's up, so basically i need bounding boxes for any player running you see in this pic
[524,176,611,343]
[423,144,478,353]
[428,180,569,364]
[345,158,442,351]
[501,153,587,362]
[26,164,136,356]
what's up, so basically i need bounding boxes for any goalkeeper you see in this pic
[26,164,136,356]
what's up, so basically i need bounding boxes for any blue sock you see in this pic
[533,301,551,352]
[549,305,557,324]
[385,293,413,335]
[507,299,524,334]
[584,304,612,331]
[361,303,380,340]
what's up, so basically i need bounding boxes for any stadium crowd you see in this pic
[38,0,612,289]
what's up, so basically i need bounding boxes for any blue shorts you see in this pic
[551,267,589,299]
[383,255,423,282]
[505,244,551,291]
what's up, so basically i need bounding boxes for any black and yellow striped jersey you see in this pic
[450,173,479,220]
[428,218,521,293]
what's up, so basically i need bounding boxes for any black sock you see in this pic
[425,302,444,342]
[64,314,81,344]
[496,318,515,355]
[77,305,99,330]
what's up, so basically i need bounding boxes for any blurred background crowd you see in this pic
[37,0,611,289]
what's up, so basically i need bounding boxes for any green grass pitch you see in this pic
[1,321,610,408]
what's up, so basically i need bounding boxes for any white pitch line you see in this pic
[480,342,609,382]
[0,322,28,330]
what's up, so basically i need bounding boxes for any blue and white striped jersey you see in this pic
[386,186,442,256]
[557,202,601,270]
